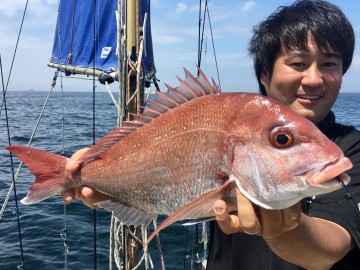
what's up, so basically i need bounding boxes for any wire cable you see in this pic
[337,177,360,220]
[1,54,26,269]
[92,1,98,269]
[205,3,221,90]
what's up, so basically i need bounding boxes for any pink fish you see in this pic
[6,68,352,243]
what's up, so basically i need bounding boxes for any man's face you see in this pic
[261,38,343,124]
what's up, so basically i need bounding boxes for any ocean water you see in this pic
[0,91,207,270]
[0,91,359,270]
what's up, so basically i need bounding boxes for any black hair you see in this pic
[249,0,355,95]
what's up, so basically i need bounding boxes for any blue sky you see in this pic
[0,0,359,93]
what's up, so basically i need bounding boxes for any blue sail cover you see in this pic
[50,0,155,77]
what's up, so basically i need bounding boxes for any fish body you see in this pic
[6,68,352,242]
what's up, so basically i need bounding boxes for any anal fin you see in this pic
[95,200,155,227]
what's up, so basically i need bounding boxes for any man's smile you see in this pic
[296,95,321,100]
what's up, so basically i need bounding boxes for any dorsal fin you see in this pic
[78,126,136,165]
[78,67,221,165]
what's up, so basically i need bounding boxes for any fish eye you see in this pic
[270,127,294,148]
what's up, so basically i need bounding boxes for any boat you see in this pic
[1,0,214,269]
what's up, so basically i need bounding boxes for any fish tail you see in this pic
[6,145,74,205]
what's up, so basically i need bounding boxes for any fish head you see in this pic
[228,94,353,210]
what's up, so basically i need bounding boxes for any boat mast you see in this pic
[114,0,145,269]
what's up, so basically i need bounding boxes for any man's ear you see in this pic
[260,73,271,94]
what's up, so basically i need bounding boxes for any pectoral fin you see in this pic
[146,179,236,245]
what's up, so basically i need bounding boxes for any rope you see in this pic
[152,219,166,270]
[1,54,26,269]
[109,213,115,270]
[105,81,120,111]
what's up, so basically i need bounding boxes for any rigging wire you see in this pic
[185,1,218,268]
[197,0,221,89]
[0,80,56,220]
[197,0,202,70]
[1,55,26,269]
[58,70,70,270]
[92,1,98,269]
[205,3,221,90]
[67,0,77,66]
[0,0,29,117]
[55,1,69,268]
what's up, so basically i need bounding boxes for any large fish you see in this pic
[7,68,352,243]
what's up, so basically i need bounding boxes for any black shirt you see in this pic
[206,111,360,270]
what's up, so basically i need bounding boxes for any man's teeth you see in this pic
[297,95,320,100]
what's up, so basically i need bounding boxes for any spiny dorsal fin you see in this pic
[78,126,136,165]
[78,67,220,165]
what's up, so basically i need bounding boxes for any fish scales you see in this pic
[80,94,236,215]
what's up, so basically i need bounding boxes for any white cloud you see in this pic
[242,1,256,12]
[189,4,200,13]
[176,2,187,14]
[153,33,184,45]
[223,25,252,36]
[0,1,26,16]
[0,0,56,17]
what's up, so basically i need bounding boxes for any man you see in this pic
[63,1,360,269]
[207,1,360,269]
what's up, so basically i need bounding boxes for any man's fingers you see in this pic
[79,186,96,198]
[76,186,114,209]
[258,202,302,239]
[65,147,90,172]
[70,148,90,160]
[214,199,230,221]
[65,160,82,172]
[62,189,75,204]
[281,203,301,231]
[61,186,95,205]
[236,189,261,235]
[258,209,282,238]
[214,199,242,234]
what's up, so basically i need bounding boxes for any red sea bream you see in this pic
[6,68,352,242]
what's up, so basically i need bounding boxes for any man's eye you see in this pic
[322,62,337,67]
[290,62,306,68]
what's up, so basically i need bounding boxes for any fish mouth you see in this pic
[305,157,353,186]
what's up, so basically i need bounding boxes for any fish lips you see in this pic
[305,157,353,187]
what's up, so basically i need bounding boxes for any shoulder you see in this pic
[331,123,360,187]
[332,123,360,156]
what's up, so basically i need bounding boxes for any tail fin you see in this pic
[6,145,75,205]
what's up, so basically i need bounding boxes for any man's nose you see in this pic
[302,64,323,87]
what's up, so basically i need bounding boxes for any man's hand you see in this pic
[61,148,113,208]
[214,189,301,239]
[213,189,355,269]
